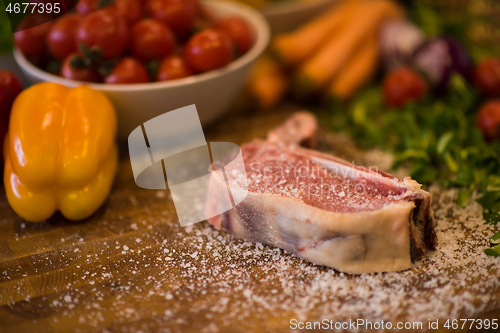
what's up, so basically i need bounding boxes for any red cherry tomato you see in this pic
[129,19,175,62]
[383,67,427,108]
[156,55,193,81]
[477,100,500,142]
[185,29,233,73]
[215,16,253,55]
[104,57,150,84]
[76,0,98,15]
[47,14,83,61]
[0,71,23,159]
[106,0,142,26]
[14,17,52,59]
[61,53,102,82]
[474,58,500,97]
[75,10,128,60]
[145,0,199,37]
[0,71,23,109]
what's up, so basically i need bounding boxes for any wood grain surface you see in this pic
[0,106,499,333]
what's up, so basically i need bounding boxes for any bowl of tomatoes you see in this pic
[13,0,270,139]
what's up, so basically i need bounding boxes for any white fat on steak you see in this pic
[205,112,437,274]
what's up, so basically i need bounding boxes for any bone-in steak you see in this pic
[206,112,437,274]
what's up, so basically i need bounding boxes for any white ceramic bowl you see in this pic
[14,0,270,139]
[261,0,337,33]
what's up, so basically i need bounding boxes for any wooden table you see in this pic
[1,106,499,333]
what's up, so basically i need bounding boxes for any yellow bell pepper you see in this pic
[3,82,118,222]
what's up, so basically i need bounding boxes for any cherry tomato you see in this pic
[477,100,500,142]
[104,57,150,84]
[14,17,52,59]
[47,14,83,61]
[383,67,427,108]
[61,53,102,82]
[76,0,98,14]
[0,71,23,108]
[474,58,500,97]
[129,19,175,62]
[215,16,253,55]
[75,10,128,60]
[0,71,23,159]
[185,29,233,73]
[106,0,142,26]
[156,55,193,81]
[146,0,199,37]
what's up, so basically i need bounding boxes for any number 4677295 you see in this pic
[5,2,61,14]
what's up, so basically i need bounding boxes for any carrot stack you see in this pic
[268,0,404,103]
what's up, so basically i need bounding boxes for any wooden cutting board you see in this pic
[1,105,499,333]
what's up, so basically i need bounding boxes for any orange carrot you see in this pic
[295,0,403,93]
[328,35,379,100]
[248,55,288,110]
[271,0,361,66]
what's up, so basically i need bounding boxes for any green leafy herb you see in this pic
[490,231,500,245]
[411,2,443,38]
[457,189,472,207]
[476,191,500,213]
[484,244,500,257]
[484,231,500,256]
[483,212,500,226]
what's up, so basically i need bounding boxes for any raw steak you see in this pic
[205,112,437,274]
